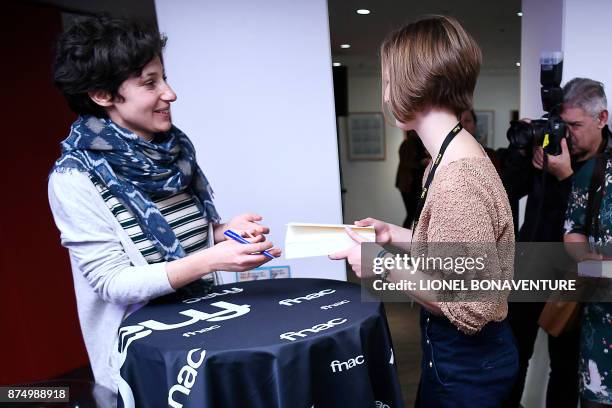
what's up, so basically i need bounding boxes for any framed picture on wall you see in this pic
[347,112,386,160]
[474,110,494,147]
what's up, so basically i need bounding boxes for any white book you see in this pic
[284,222,376,259]
[577,260,612,279]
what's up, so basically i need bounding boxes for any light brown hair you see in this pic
[381,15,482,123]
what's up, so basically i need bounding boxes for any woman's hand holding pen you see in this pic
[206,234,281,272]
[166,232,280,289]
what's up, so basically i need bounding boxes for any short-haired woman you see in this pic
[49,16,280,395]
[330,16,518,406]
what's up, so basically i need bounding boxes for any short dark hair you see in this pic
[381,16,482,122]
[53,15,167,117]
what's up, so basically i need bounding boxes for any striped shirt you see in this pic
[92,177,210,263]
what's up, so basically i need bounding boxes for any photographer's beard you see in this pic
[566,128,604,161]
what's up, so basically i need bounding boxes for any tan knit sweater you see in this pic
[412,157,515,334]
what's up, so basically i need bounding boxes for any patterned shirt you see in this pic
[92,177,210,263]
[564,153,612,404]
[564,157,612,254]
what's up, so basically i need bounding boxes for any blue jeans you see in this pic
[415,309,518,408]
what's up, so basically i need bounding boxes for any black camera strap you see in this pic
[412,122,463,231]
[527,154,551,243]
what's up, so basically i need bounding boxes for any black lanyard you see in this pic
[412,122,463,231]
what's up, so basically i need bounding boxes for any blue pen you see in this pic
[224,229,275,259]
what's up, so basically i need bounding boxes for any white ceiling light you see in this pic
[333,62,342,67]
[356,9,370,15]
[515,62,521,67]
[340,44,351,49]
[517,12,523,17]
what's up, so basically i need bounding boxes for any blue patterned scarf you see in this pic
[54,115,220,261]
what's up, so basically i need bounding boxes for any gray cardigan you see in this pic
[48,169,178,392]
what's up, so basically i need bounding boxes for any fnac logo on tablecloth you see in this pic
[168,348,206,408]
[182,287,243,304]
[278,289,336,306]
[118,301,251,407]
[119,301,251,354]
[137,301,250,331]
[330,355,365,373]
[310,400,390,407]
[320,299,350,310]
[279,318,347,341]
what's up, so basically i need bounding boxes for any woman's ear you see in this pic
[88,90,114,107]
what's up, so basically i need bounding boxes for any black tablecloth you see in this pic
[117,278,403,408]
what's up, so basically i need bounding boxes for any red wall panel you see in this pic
[0,2,89,384]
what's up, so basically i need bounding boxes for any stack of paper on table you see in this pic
[578,260,612,279]
[284,223,375,259]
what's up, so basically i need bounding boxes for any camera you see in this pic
[507,52,567,155]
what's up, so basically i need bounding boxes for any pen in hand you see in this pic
[223,229,275,259]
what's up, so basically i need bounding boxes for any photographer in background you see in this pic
[504,78,610,407]
[395,130,428,228]
[564,100,612,407]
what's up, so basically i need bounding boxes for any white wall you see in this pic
[340,72,519,226]
[518,1,564,405]
[563,0,612,92]
[340,75,405,226]
[474,72,520,148]
[520,0,564,118]
[154,0,345,281]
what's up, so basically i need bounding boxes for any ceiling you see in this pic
[33,0,156,23]
[33,0,521,75]
[327,0,522,75]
